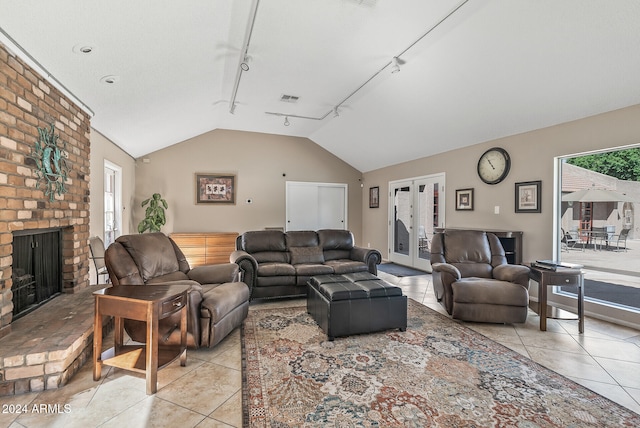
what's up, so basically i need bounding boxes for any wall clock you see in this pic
[477,147,511,185]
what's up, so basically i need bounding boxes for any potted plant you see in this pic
[137,193,168,233]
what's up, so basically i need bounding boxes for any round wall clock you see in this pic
[477,147,511,185]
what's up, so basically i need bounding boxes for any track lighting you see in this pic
[333,107,339,118]
[284,116,290,126]
[241,55,251,71]
[391,57,401,74]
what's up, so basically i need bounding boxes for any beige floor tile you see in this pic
[595,357,640,389]
[100,395,207,427]
[0,391,39,428]
[527,347,616,383]
[569,377,640,415]
[156,362,241,415]
[195,417,237,428]
[573,335,640,361]
[519,332,587,355]
[209,390,243,427]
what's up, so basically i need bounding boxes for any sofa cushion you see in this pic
[294,263,333,277]
[286,231,319,247]
[241,230,287,253]
[253,251,290,264]
[318,229,354,250]
[324,259,368,274]
[257,262,296,277]
[290,246,325,265]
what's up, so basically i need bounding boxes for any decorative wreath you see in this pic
[30,123,70,202]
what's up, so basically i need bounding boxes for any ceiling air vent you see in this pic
[280,94,300,103]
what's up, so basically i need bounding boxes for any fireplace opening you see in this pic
[12,228,62,320]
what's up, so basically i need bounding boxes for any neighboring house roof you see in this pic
[562,163,617,192]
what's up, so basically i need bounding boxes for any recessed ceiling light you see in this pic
[72,44,95,54]
[100,75,120,84]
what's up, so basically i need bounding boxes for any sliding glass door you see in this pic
[389,174,445,272]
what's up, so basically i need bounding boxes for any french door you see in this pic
[389,174,445,272]
[104,161,122,247]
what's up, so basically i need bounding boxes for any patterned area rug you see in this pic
[242,300,640,427]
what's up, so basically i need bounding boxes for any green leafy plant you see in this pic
[137,193,168,233]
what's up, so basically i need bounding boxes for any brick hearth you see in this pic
[0,285,110,396]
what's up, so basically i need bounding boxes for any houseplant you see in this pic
[137,193,168,233]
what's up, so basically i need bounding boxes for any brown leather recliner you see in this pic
[430,230,530,323]
[104,233,250,348]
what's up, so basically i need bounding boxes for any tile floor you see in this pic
[2,272,640,427]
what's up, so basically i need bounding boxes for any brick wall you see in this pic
[0,42,91,338]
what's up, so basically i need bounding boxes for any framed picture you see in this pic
[195,173,236,204]
[455,188,474,211]
[515,180,541,213]
[369,186,379,208]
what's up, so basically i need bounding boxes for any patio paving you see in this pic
[562,238,639,288]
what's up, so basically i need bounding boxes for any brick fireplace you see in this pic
[0,42,91,339]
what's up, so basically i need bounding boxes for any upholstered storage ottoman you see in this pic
[307,272,407,340]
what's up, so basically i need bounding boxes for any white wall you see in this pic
[89,128,136,284]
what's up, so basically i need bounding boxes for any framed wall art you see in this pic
[195,173,236,204]
[515,180,541,213]
[369,186,379,208]
[455,188,474,211]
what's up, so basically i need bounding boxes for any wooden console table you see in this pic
[529,265,584,333]
[170,232,238,267]
[93,284,189,394]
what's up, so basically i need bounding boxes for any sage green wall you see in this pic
[362,104,640,264]
[134,129,364,241]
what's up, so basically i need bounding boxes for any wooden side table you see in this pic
[529,265,584,333]
[93,284,190,394]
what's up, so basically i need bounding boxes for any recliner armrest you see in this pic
[188,263,240,285]
[493,264,530,288]
[229,250,258,297]
[431,262,461,280]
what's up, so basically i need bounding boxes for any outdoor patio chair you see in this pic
[561,228,579,252]
[591,226,609,251]
[89,236,109,284]
[612,228,631,252]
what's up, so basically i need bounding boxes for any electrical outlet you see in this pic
[494,206,500,214]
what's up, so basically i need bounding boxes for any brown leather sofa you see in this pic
[430,229,530,323]
[230,229,382,299]
[104,233,250,348]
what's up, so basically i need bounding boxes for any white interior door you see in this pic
[286,181,347,231]
[104,160,122,247]
[389,174,445,271]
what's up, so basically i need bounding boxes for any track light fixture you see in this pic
[263,1,469,123]
[284,116,290,126]
[391,57,401,74]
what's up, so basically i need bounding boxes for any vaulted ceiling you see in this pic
[1,0,640,172]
